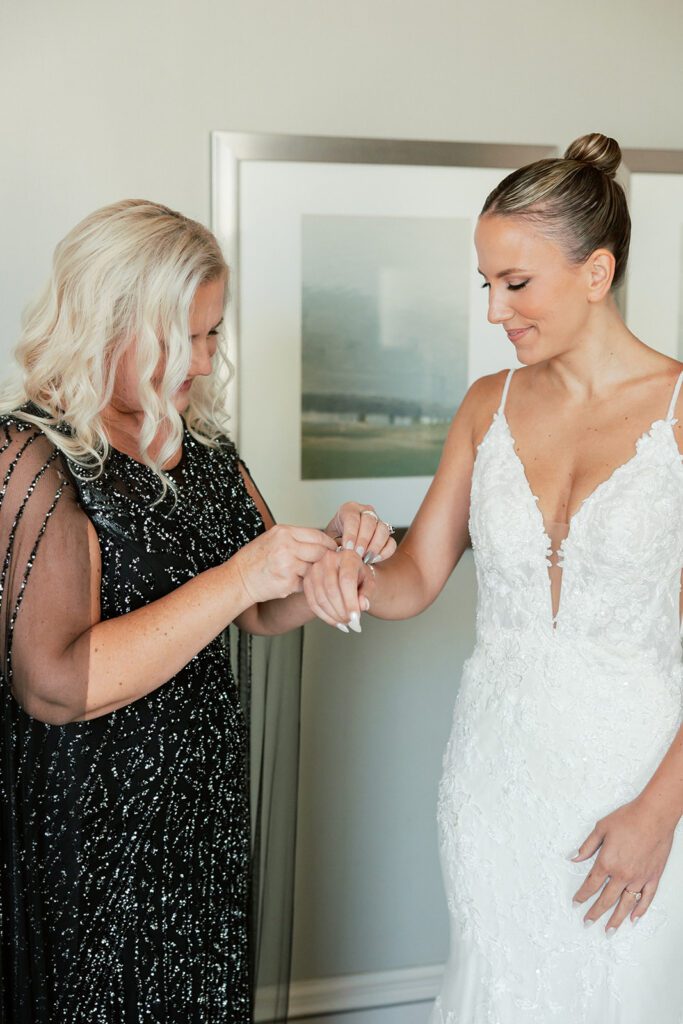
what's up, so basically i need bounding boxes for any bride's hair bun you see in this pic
[482,131,630,288]
[564,133,622,179]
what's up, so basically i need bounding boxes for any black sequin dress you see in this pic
[0,412,297,1023]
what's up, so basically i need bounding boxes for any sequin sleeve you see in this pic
[0,417,96,723]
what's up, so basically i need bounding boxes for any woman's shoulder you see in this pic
[0,406,70,474]
[465,369,514,405]
[1,404,55,444]
[456,369,514,434]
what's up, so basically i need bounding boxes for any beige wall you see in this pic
[2,0,683,1001]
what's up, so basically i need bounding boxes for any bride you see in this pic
[304,133,683,1022]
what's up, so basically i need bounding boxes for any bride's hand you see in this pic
[325,502,397,566]
[303,548,376,633]
[571,795,677,932]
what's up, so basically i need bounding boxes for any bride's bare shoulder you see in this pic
[457,369,515,445]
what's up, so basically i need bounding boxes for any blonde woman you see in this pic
[0,200,395,1023]
[306,134,683,1021]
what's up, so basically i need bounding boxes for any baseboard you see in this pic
[256,963,443,1021]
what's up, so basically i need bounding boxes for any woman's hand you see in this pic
[233,525,337,605]
[325,502,397,565]
[571,794,677,932]
[303,548,376,633]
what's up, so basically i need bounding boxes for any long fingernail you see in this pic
[348,612,362,633]
[568,849,580,860]
[360,596,370,612]
[606,927,616,937]
[344,540,354,551]
[363,551,375,564]
[632,916,641,926]
[355,545,365,557]
[371,555,383,564]
[335,623,349,634]
[583,919,595,929]
[572,899,581,907]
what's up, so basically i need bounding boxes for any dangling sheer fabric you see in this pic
[0,412,301,1023]
[235,628,302,1024]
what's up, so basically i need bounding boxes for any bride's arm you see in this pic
[571,722,683,932]
[303,374,502,625]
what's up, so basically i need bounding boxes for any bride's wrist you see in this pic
[636,786,682,832]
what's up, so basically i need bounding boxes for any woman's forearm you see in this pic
[31,558,253,724]
[237,591,316,636]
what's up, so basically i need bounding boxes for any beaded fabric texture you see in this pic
[0,411,265,1023]
[430,370,683,1023]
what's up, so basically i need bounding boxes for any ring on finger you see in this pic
[624,888,643,901]
[381,520,395,535]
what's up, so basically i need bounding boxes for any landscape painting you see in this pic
[301,214,470,480]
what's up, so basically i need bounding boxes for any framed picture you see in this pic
[211,133,555,528]
[623,149,683,360]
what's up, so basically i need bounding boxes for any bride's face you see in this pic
[474,214,594,366]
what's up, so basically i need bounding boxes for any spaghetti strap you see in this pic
[666,370,683,421]
[497,369,515,414]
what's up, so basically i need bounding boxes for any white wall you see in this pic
[2,0,683,1015]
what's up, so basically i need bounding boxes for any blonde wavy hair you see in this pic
[0,199,231,489]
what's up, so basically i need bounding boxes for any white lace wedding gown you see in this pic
[431,368,683,1023]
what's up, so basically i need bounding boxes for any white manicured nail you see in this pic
[568,849,580,860]
[371,555,383,564]
[606,927,616,937]
[632,916,641,926]
[345,540,354,550]
[356,545,365,557]
[348,612,362,633]
[572,899,581,907]
[583,920,595,929]
[335,623,349,634]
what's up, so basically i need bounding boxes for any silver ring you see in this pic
[360,509,379,520]
[381,521,395,535]
[624,888,642,901]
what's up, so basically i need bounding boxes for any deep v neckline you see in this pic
[499,411,673,544]
[491,410,680,632]
[477,367,683,632]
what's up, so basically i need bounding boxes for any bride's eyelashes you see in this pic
[480,280,531,291]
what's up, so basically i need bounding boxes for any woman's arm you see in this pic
[14,516,337,725]
[0,421,341,724]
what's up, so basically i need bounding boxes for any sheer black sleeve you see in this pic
[0,418,96,724]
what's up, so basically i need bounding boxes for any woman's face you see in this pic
[474,213,593,365]
[111,275,226,415]
[172,275,225,412]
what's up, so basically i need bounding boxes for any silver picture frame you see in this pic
[621,148,683,361]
